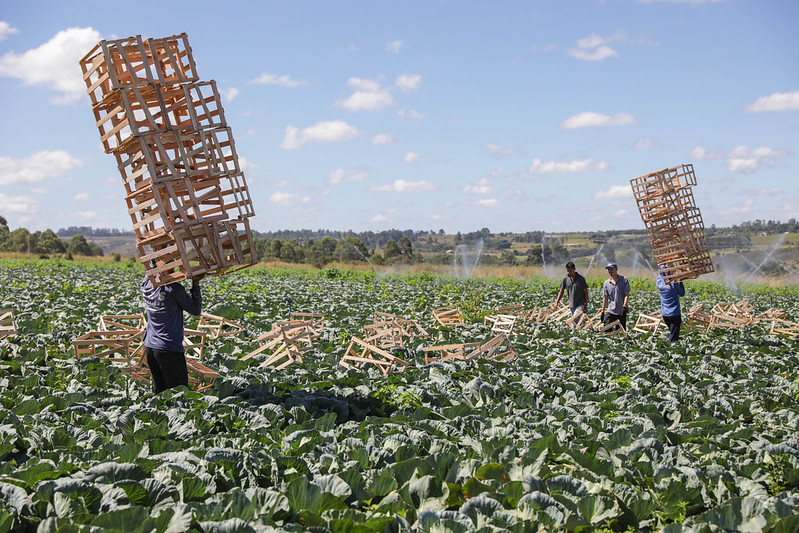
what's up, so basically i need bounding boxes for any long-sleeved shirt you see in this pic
[656,272,685,317]
[141,275,202,353]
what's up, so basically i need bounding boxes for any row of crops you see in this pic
[1,260,798,532]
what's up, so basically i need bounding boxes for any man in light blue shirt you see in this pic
[656,268,686,342]
[600,263,630,331]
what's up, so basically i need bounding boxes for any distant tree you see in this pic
[269,239,283,260]
[500,250,517,266]
[335,236,370,262]
[68,234,94,256]
[397,236,413,260]
[383,239,401,260]
[526,248,543,266]
[38,229,66,254]
[4,228,32,253]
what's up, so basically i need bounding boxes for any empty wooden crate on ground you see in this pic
[432,306,465,327]
[0,309,18,338]
[339,336,410,374]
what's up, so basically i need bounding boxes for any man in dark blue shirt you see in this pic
[141,271,203,393]
[656,268,686,342]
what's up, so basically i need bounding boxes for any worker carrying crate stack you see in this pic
[80,33,256,286]
[630,164,713,282]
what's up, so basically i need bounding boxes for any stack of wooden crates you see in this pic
[630,164,714,282]
[79,33,256,286]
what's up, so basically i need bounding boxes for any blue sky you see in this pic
[0,0,797,235]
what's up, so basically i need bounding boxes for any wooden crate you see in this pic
[633,312,664,334]
[185,358,219,391]
[684,304,713,333]
[769,319,799,339]
[82,32,257,288]
[423,342,481,364]
[475,334,518,362]
[123,354,218,392]
[373,312,428,338]
[432,306,465,327]
[363,322,406,350]
[182,328,208,359]
[630,163,713,283]
[597,320,626,336]
[289,312,325,336]
[339,336,410,374]
[196,312,243,338]
[242,320,315,369]
[98,314,146,332]
[146,33,199,86]
[484,314,517,335]
[79,34,199,107]
[79,35,155,107]
[72,330,143,367]
[0,309,18,339]
[579,310,604,331]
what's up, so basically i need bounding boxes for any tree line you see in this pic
[0,215,104,258]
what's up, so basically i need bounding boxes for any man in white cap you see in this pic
[599,262,630,331]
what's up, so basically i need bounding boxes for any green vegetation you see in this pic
[0,215,103,258]
[0,261,798,531]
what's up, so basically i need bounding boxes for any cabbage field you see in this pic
[1,261,798,532]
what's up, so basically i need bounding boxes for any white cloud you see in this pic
[220,87,239,102]
[0,27,101,104]
[0,150,82,185]
[690,145,724,160]
[74,192,89,201]
[475,199,501,208]
[249,72,308,87]
[742,187,783,196]
[0,193,39,215]
[484,143,515,157]
[613,209,629,217]
[593,184,633,199]
[724,145,789,173]
[0,21,19,42]
[327,168,367,185]
[560,112,636,129]
[387,40,403,54]
[395,74,422,93]
[463,177,493,195]
[404,151,421,163]
[274,180,290,187]
[529,157,609,174]
[268,192,311,206]
[337,77,394,111]
[372,179,436,193]
[720,199,754,217]
[371,214,389,223]
[76,211,101,221]
[532,43,558,53]
[371,133,394,145]
[746,91,799,112]
[397,108,425,121]
[568,33,620,61]
[633,138,656,150]
[279,120,362,150]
